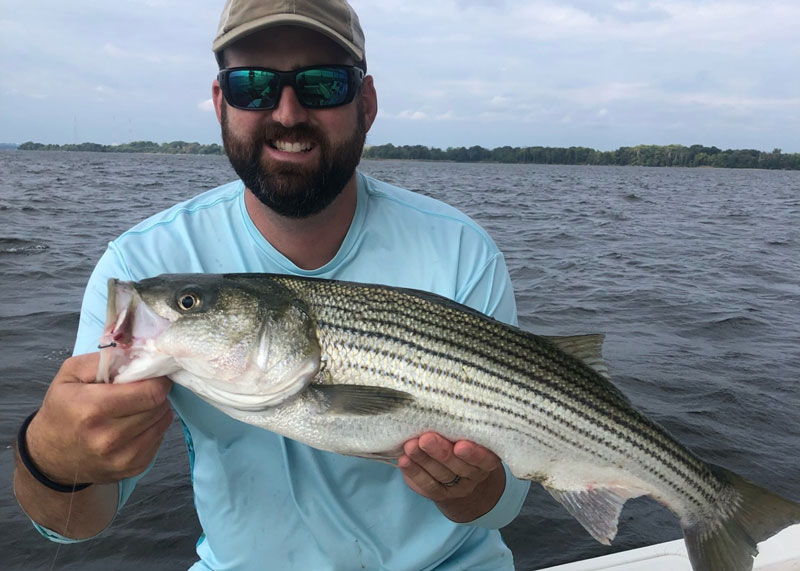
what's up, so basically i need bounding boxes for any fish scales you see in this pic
[98,273,800,571]
[312,285,668,437]
[276,276,718,503]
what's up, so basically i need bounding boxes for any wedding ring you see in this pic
[443,474,461,487]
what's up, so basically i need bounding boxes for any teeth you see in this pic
[274,140,313,153]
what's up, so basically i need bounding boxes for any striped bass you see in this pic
[96,273,800,571]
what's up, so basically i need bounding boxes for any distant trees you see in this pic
[362,143,800,170]
[17,140,224,155]
[15,140,800,170]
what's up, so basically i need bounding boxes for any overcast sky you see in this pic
[1,1,798,151]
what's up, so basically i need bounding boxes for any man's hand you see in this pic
[398,432,506,523]
[26,353,174,485]
[14,352,173,538]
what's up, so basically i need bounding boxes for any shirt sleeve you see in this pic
[455,250,531,529]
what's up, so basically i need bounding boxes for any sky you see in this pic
[1,0,798,152]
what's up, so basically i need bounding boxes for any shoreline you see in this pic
[6,142,800,171]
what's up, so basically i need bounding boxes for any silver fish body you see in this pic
[97,273,800,571]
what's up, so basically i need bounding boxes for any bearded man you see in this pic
[13,1,529,569]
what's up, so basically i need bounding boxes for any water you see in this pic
[2,150,799,570]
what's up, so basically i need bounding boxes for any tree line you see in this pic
[17,140,224,155]
[363,143,800,170]
[15,140,800,170]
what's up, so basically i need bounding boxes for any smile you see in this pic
[271,140,315,153]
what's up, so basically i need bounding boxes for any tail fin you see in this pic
[683,465,800,571]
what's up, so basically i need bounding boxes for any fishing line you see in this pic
[48,442,84,571]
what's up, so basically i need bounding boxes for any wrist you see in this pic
[17,410,92,493]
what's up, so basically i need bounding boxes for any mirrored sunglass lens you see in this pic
[296,68,350,107]
[227,70,278,108]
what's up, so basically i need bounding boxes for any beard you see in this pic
[220,101,366,219]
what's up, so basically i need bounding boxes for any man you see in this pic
[14,1,530,568]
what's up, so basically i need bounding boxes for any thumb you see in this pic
[55,352,103,384]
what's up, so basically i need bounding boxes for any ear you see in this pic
[360,75,378,133]
[212,79,225,124]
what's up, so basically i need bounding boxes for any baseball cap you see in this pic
[213,0,365,63]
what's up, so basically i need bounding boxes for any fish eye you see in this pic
[177,291,201,311]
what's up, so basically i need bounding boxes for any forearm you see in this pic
[13,446,119,540]
[12,354,172,541]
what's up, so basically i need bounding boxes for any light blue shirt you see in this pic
[39,173,530,570]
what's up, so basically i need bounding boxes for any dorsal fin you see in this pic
[541,334,610,379]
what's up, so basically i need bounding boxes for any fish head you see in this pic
[97,274,321,410]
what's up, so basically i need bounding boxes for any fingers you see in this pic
[92,404,175,481]
[452,439,502,473]
[28,354,176,485]
[94,377,173,418]
[398,432,502,501]
[54,353,173,418]
[58,351,102,381]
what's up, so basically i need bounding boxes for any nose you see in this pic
[271,85,309,127]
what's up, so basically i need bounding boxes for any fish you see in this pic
[96,272,800,571]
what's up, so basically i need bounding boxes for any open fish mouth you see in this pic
[96,279,175,383]
[94,274,321,411]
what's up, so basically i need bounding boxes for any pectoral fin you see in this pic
[313,385,414,416]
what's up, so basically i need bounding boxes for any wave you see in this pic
[0,237,49,254]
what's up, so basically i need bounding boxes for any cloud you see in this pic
[377,108,429,121]
[197,99,215,112]
[397,110,428,120]
[102,42,187,64]
[434,110,456,121]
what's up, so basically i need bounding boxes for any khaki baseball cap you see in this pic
[213,0,365,63]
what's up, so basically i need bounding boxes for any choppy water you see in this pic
[2,150,799,570]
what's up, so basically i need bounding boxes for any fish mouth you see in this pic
[96,279,175,383]
[95,276,320,410]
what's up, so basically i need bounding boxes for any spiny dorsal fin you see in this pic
[313,385,414,416]
[545,485,641,545]
[542,334,610,379]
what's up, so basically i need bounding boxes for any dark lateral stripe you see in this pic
[298,284,630,421]
[277,278,718,503]
[380,359,705,502]
[321,322,715,503]
[319,295,709,473]
[317,298,605,400]
[318,314,709,489]
[319,317,687,462]
[316,294,541,369]
[400,394,697,501]
[316,295,638,416]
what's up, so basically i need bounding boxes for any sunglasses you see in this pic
[218,65,365,111]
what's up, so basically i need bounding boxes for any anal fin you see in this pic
[546,485,641,545]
